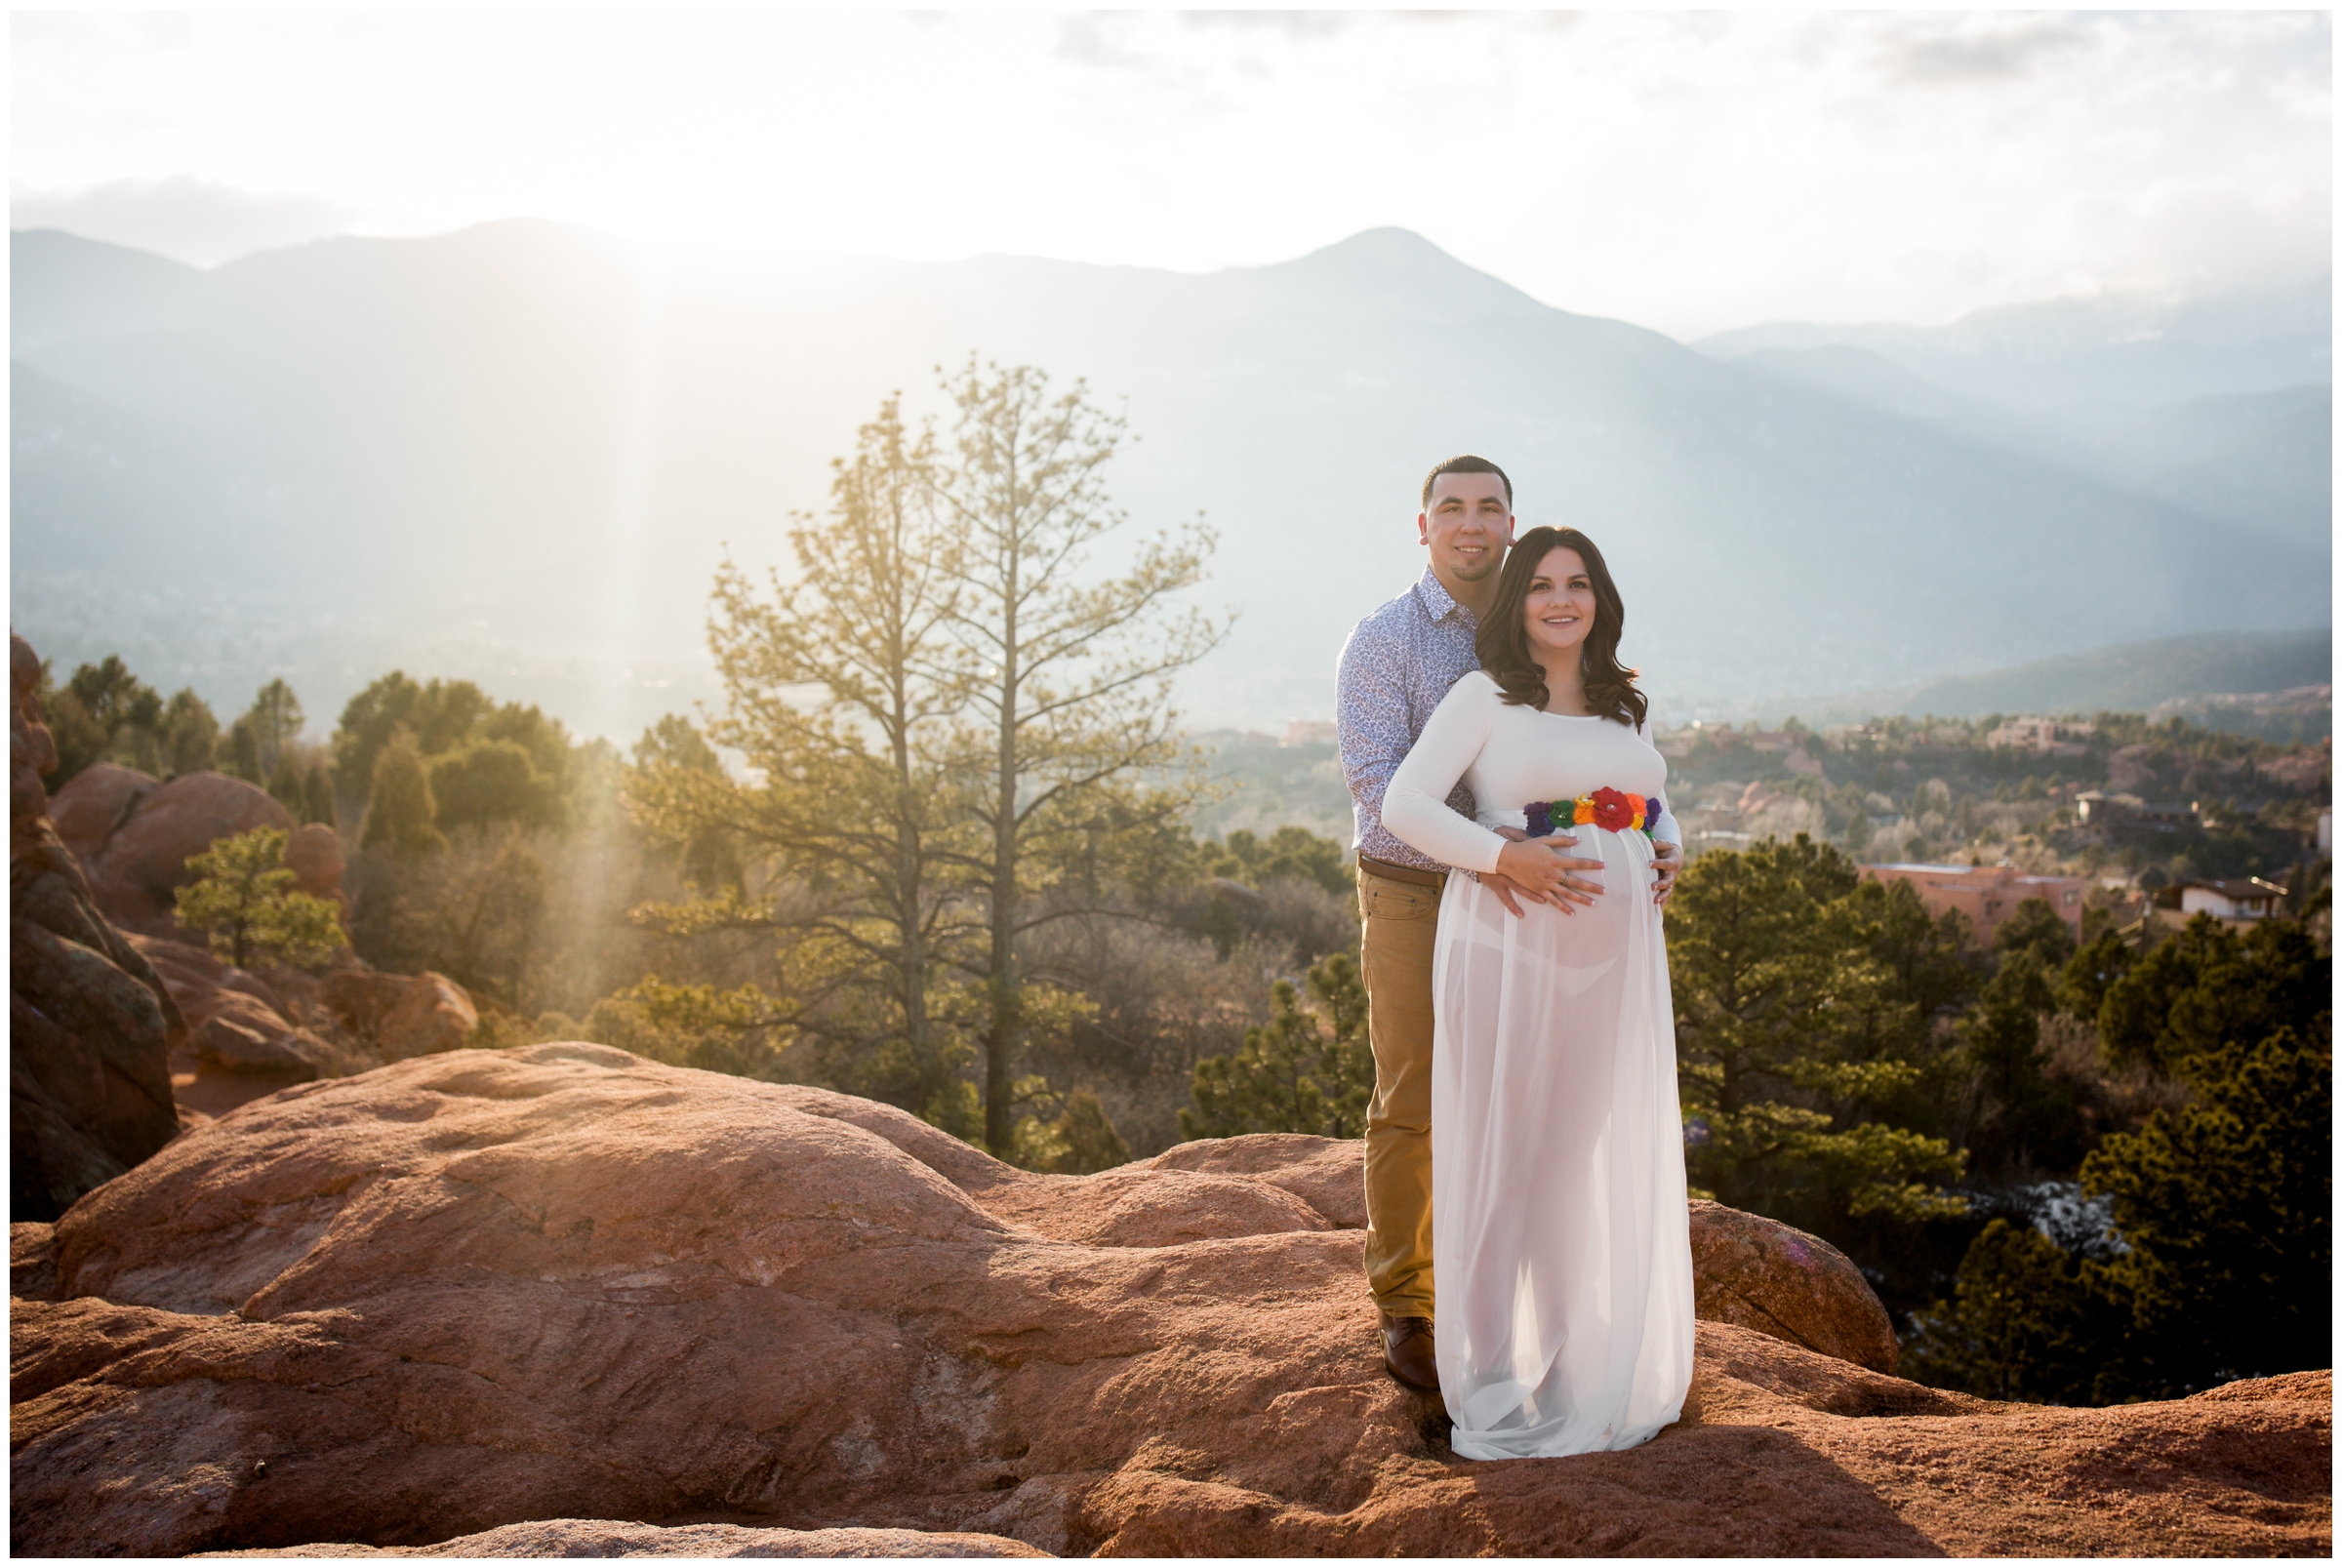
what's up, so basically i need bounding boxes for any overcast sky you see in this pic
[12,10,2331,340]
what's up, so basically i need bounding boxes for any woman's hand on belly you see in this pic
[1490,827,1605,911]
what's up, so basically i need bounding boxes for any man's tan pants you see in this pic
[1358,864,1441,1321]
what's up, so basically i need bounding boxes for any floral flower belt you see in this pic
[1524,786,1663,839]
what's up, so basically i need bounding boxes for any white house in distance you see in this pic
[2172,877,2288,921]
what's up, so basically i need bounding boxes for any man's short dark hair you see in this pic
[1422,455,1513,510]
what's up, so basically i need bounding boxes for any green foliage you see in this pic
[335,673,571,821]
[580,976,787,1080]
[1995,897,2077,969]
[429,739,566,833]
[938,358,1225,1154]
[1181,950,1371,1140]
[630,717,741,889]
[1909,923,2333,1404]
[2059,925,2136,1022]
[1048,1088,1132,1174]
[236,678,304,782]
[1668,835,1966,1227]
[2080,1024,2331,1391]
[359,730,447,857]
[1848,876,1978,1020]
[1195,825,1353,896]
[335,672,494,789]
[1900,1219,2105,1402]
[630,398,981,1130]
[35,655,167,783]
[301,761,337,826]
[1957,950,2081,1180]
[173,826,345,971]
[162,688,221,777]
[2098,914,2329,1076]
[266,754,305,818]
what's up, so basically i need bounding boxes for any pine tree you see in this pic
[162,689,221,777]
[302,761,337,826]
[359,730,446,857]
[1049,1089,1131,1174]
[628,398,980,1126]
[266,754,306,819]
[241,678,304,780]
[174,827,345,970]
[936,358,1226,1152]
[1182,951,1371,1140]
[1668,834,1966,1226]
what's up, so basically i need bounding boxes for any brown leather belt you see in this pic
[1358,855,1448,890]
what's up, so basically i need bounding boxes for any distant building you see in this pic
[1983,715,2093,754]
[1862,862,2091,946]
[2170,877,2287,922]
[1281,719,1338,748]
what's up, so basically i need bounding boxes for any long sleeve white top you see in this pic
[1381,670,1679,875]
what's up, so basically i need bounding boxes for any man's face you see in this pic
[1418,472,1514,584]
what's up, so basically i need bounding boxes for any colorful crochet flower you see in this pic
[1588,786,1634,833]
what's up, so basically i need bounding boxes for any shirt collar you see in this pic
[1412,567,1476,628]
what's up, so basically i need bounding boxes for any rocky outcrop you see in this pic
[130,934,348,1096]
[1687,1198,1899,1374]
[13,1045,2328,1557]
[321,969,478,1060]
[285,822,345,905]
[48,761,157,864]
[10,633,184,1223]
[68,770,295,934]
[208,1520,1049,1557]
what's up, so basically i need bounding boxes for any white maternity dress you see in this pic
[1381,670,1694,1461]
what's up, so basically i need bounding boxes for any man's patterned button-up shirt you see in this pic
[1336,568,1483,872]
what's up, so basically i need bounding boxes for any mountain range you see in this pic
[10,222,2330,741]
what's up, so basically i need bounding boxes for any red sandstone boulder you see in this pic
[80,771,292,932]
[125,933,346,1106]
[11,1047,2328,1557]
[322,970,479,1059]
[286,823,344,904]
[1688,1198,1900,1374]
[49,762,156,864]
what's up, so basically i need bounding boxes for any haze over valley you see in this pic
[12,222,2330,743]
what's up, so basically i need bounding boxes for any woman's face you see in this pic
[1521,545,1597,663]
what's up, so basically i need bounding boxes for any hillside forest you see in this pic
[39,362,2330,1409]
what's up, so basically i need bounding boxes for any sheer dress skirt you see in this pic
[1428,823,1695,1460]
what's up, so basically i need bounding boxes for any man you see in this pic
[1335,455,1682,1393]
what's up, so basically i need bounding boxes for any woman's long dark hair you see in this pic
[1474,525,1647,728]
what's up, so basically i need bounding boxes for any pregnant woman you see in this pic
[1381,525,1694,1461]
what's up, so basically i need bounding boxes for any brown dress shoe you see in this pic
[1382,1314,1439,1392]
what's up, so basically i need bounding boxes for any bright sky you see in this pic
[11,10,2331,339]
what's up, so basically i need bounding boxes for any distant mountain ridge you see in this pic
[10,222,2330,740]
[1690,629,2332,730]
[1698,280,2331,407]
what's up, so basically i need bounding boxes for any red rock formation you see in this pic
[1687,1197,1898,1374]
[208,1519,1048,1557]
[12,1046,2328,1557]
[285,822,345,905]
[321,969,478,1060]
[76,770,294,933]
[48,761,157,864]
[128,933,348,1103]
[10,633,184,1222]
